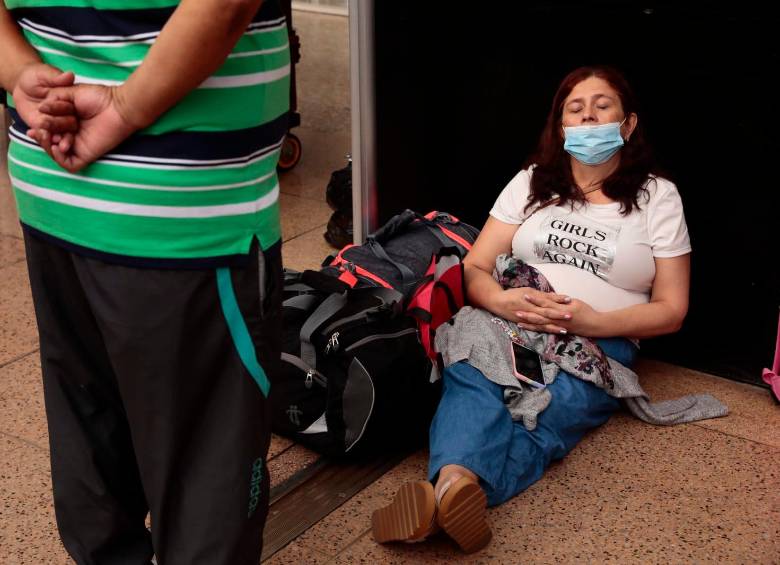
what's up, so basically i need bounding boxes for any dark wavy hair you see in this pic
[524,65,657,216]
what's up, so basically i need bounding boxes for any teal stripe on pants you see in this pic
[216,267,271,397]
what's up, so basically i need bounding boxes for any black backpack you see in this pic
[323,210,479,297]
[269,210,479,456]
[270,271,438,456]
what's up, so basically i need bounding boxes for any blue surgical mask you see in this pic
[563,120,626,165]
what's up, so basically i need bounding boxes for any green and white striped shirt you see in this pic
[5,0,290,263]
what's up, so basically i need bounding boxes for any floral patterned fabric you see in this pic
[433,254,729,429]
[494,254,615,390]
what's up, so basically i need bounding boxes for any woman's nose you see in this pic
[582,109,597,123]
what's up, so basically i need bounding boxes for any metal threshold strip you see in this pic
[260,451,409,561]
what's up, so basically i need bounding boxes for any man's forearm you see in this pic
[114,0,264,129]
[0,5,41,92]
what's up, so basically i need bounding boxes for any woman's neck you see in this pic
[569,154,620,190]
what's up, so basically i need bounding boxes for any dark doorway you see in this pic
[372,2,779,384]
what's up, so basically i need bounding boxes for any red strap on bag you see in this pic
[421,211,473,251]
[407,251,466,363]
[330,244,394,289]
[338,270,359,287]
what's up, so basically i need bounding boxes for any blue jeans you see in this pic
[428,338,637,507]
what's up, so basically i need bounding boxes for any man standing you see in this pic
[0,1,289,563]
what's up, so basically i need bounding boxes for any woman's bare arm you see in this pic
[464,216,572,331]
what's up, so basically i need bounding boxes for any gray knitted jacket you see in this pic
[434,255,728,430]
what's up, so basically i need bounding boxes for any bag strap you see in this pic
[407,251,467,362]
[417,211,474,251]
[299,293,348,367]
[364,237,417,286]
[329,245,394,289]
[298,287,405,368]
[368,209,417,242]
[420,221,457,250]
[301,269,351,294]
[283,294,321,311]
[285,282,317,293]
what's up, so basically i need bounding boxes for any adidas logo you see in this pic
[247,457,264,518]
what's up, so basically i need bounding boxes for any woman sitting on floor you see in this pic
[371,65,725,554]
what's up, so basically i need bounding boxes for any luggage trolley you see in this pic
[277,0,303,172]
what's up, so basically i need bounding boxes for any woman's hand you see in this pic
[493,287,573,334]
[29,84,138,173]
[520,295,603,337]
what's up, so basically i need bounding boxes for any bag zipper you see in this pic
[280,353,327,388]
[320,307,390,338]
[344,328,418,352]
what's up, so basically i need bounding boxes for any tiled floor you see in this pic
[269,361,780,564]
[2,10,779,565]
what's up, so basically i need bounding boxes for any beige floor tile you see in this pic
[292,11,350,137]
[481,417,779,564]
[0,353,47,450]
[0,234,25,267]
[0,435,69,565]
[264,540,332,564]
[281,9,351,204]
[279,126,351,202]
[268,443,320,489]
[333,418,779,564]
[279,192,332,242]
[0,261,38,367]
[282,227,338,272]
[291,451,429,557]
[637,358,780,448]
[268,434,294,460]
[1,111,20,239]
[0,158,23,240]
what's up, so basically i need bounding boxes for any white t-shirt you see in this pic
[489,168,692,312]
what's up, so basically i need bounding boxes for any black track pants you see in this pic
[24,232,282,565]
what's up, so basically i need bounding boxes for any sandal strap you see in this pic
[435,473,464,506]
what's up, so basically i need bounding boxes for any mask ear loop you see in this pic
[619,117,629,142]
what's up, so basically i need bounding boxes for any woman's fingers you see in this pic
[525,292,571,306]
[517,321,568,335]
[516,311,551,325]
[522,295,572,320]
[516,306,571,321]
[517,309,569,324]
[538,307,572,321]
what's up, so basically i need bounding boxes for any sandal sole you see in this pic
[437,479,491,553]
[371,481,437,543]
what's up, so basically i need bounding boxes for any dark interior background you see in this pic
[373,1,779,385]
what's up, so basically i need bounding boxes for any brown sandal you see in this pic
[371,481,439,544]
[436,475,492,553]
